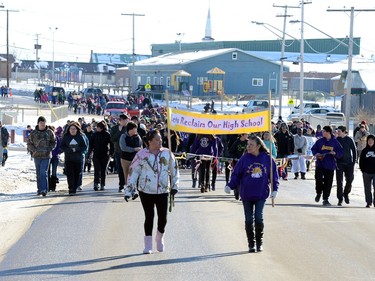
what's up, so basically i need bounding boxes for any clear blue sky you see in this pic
[0,0,374,62]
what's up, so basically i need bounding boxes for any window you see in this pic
[232,52,238,60]
[252,78,263,86]
[146,77,151,84]
[160,77,164,86]
[153,77,158,85]
[166,77,171,88]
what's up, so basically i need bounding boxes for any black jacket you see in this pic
[336,135,357,166]
[359,145,375,174]
[90,131,113,158]
[60,133,88,163]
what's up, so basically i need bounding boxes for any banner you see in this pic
[167,108,270,134]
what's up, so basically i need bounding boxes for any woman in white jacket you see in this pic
[124,129,179,254]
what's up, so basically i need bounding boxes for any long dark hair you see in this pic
[248,134,269,154]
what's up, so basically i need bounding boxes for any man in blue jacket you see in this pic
[311,125,343,206]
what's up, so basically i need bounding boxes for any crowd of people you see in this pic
[7,105,375,254]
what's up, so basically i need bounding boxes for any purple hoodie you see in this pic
[227,151,279,201]
[311,135,343,170]
[190,135,218,157]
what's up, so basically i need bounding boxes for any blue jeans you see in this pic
[48,156,59,178]
[34,158,50,193]
[242,199,266,225]
[115,152,125,187]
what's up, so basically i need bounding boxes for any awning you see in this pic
[206,67,225,75]
[173,70,191,77]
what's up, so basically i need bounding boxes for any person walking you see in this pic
[291,128,308,180]
[124,129,179,254]
[119,121,143,185]
[60,122,88,195]
[228,133,249,200]
[359,135,375,208]
[110,114,129,192]
[0,120,10,167]
[354,124,370,162]
[274,122,294,180]
[225,135,279,253]
[27,116,56,196]
[311,125,343,206]
[90,121,114,191]
[335,126,357,206]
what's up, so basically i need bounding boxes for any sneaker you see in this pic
[41,192,47,197]
[77,186,82,191]
[366,204,371,208]
[344,194,350,204]
[323,200,331,206]
[100,185,105,191]
[93,184,99,191]
[315,194,321,203]
[118,186,124,192]
[338,201,342,206]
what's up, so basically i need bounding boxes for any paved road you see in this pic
[0,170,375,281]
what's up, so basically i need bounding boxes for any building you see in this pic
[117,48,286,97]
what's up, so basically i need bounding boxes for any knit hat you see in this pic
[37,116,46,123]
[361,120,366,125]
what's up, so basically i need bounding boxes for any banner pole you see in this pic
[269,90,275,207]
[165,90,175,212]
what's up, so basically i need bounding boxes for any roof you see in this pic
[358,69,375,92]
[134,48,280,67]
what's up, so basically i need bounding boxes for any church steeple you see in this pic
[202,1,214,41]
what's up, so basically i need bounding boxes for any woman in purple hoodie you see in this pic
[225,134,279,253]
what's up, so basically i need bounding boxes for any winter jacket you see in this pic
[90,130,114,158]
[126,147,179,194]
[60,133,88,163]
[119,132,143,161]
[229,138,247,159]
[311,135,343,170]
[110,124,126,153]
[359,145,375,174]
[27,125,56,159]
[293,134,308,155]
[274,129,294,156]
[1,126,9,147]
[227,151,279,201]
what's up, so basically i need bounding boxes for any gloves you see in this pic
[124,188,138,202]
[224,185,231,194]
[170,189,178,196]
[270,191,278,199]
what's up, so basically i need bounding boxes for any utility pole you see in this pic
[298,1,312,118]
[121,13,145,94]
[327,7,375,130]
[273,4,299,118]
[0,7,19,88]
[34,33,41,61]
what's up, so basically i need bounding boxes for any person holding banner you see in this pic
[124,129,179,254]
[191,134,218,193]
[225,135,279,253]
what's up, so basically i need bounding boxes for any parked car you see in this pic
[81,87,103,97]
[291,102,321,114]
[103,101,128,116]
[43,85,65,97]
[288,107,340,121]
[242,100,275,118]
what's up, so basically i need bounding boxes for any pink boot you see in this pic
[143,236,153,254]
[155,230,165,252]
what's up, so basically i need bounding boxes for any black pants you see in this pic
[93,156,109,186]
[199,160,211,186]
[315,167,334,201]
[336,163,354,201]
[65,160,82,193]
[139,191,168,236]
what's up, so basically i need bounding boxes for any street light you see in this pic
[176,32,185,51]
[49,27,58,85]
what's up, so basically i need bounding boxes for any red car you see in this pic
[104,101,128,116]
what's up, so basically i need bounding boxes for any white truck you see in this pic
[242,100,275,118]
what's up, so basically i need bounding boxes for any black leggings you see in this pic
[139,191,169,236]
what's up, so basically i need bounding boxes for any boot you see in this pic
[155,230,165,252]
[301,172,306,180]
[245,222,256,253]
[200,183,205,193]
[192,178,197,188]
[255,223,264,252]
[294,172,299,180]
[143,236,153,254]
[211,182,215,191]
